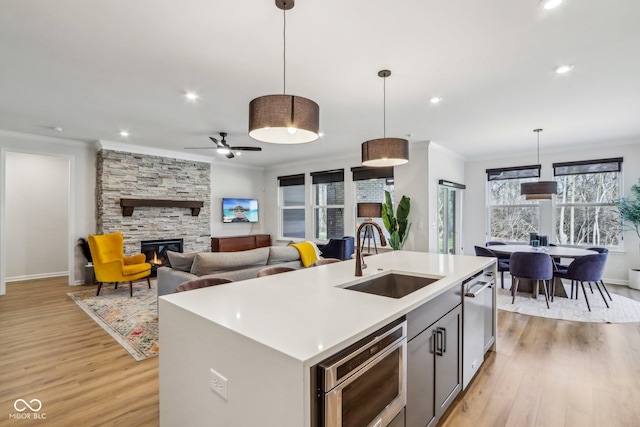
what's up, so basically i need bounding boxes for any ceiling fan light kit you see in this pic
[521,128,558,200]
[248,0,320,144]
[361,70,409,167]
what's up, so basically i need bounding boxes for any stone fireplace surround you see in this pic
[96,149,211,257]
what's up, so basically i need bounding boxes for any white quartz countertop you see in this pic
[160,251,495,365]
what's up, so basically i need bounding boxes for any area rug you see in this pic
[68,281,158,361]
[497,286,640,324]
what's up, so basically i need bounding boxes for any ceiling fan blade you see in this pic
[209,136,223,147]
[229,146,262,151]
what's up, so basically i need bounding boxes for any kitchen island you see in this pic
[159,251,495,427]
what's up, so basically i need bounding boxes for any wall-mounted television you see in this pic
[222,198,259,223]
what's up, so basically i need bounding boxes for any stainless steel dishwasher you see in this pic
[462,267,495,389]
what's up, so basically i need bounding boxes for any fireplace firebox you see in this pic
[140,238,183,277]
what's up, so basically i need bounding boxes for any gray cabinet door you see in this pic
[406,325,435,427]
[434,305,462,419]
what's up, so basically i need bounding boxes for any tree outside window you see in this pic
[554,158,622,247]
[487,166,540,242]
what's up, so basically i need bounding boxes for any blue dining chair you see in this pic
[510,252,554,309]
[587,247,612,302]
[474,246,509,289]
[554,253,609,311]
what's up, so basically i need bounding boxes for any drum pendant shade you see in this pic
[361,70,409,167]
[521,129,557,200]
[357,202,383,218]
[362,138,409,167]
[521,181,558,200]
[249,95,320,144]
[248,0,320,144]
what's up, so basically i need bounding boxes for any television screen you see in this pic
[222,198,259,223]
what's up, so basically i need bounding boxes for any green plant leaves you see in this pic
[381,190,411,250]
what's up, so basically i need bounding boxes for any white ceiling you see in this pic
[1,0,639,167]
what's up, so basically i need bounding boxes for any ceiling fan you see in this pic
[185,132,262,159]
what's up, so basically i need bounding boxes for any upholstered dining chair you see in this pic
[474,246,510,289]
[257,266,296,277]
[510,252,554,309]
[586,247,612,302]
[314,258,341,266]
[174,277,232,293]
[88,232,152,297]
[554,253,609,311]
[485,241,511,264]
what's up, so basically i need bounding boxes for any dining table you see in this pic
[488,245,598,298]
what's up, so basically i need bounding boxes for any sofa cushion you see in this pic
[190,247,269,276]
[167,251,199,272]
[267,246,301,265]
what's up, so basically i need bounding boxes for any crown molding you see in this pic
[0,129,90,148]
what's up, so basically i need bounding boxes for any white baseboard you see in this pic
[604,278,628,286]
[5,271,68,282]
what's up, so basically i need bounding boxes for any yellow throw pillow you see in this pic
[289,241,319,268]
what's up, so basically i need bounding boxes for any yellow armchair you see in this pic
[88,232,152,297]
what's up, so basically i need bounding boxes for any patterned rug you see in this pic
[498,285,640,323]
[68,280,158,361]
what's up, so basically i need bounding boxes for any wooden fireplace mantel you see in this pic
[119,199,204,217]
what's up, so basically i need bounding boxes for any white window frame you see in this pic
[486,166,541,243]
[552,158,623,249]
[278,175,306,241]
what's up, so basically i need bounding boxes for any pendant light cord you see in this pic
[383,75,386,137]
[283,6,286,95]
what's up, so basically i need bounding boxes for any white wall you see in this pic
[0,131,96,292]
[463,140,640,284]
[262,141,465,254]
[5,152,69,280]
[210,163,267,238]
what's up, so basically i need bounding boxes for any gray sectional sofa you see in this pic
[157,246,304,296]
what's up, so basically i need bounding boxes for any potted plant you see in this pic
[77,238,95,285]
[381,190,412,250]
[615,179,640,289]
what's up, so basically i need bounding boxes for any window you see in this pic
[486,166,541,242]
[553,158,622,247]
[278,174,305,239]
[352,166,394,245]
[311,169,344,241]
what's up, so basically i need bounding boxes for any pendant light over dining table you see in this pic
[361,70,409,167]
[248,0,320,144]
[520,128,558,200]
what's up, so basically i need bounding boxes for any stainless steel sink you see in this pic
[344,273,441,299]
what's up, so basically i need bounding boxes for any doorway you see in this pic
[438,180,465,255]
[1,151,71,294]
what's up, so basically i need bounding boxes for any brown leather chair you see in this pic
[257,266,296,277]
[174,277,233,293]
[314,258,341,266]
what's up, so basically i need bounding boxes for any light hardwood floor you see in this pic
[1,278,639,426]
[0,277,158,426]
[441,283,640,427]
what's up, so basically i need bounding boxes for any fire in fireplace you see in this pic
[140,238,184,277]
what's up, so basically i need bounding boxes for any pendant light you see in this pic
[521,129,558,200]
[248,0,319,144]
[361,70,409,167]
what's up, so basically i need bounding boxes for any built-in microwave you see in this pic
[313,318,407,427]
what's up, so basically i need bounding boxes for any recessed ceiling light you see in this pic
[119,130,129,137]
[555,65,574,74]
[185,92,199,101]
[542,0,563,10]
[54,126,63,132]
[430,97,442,104]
